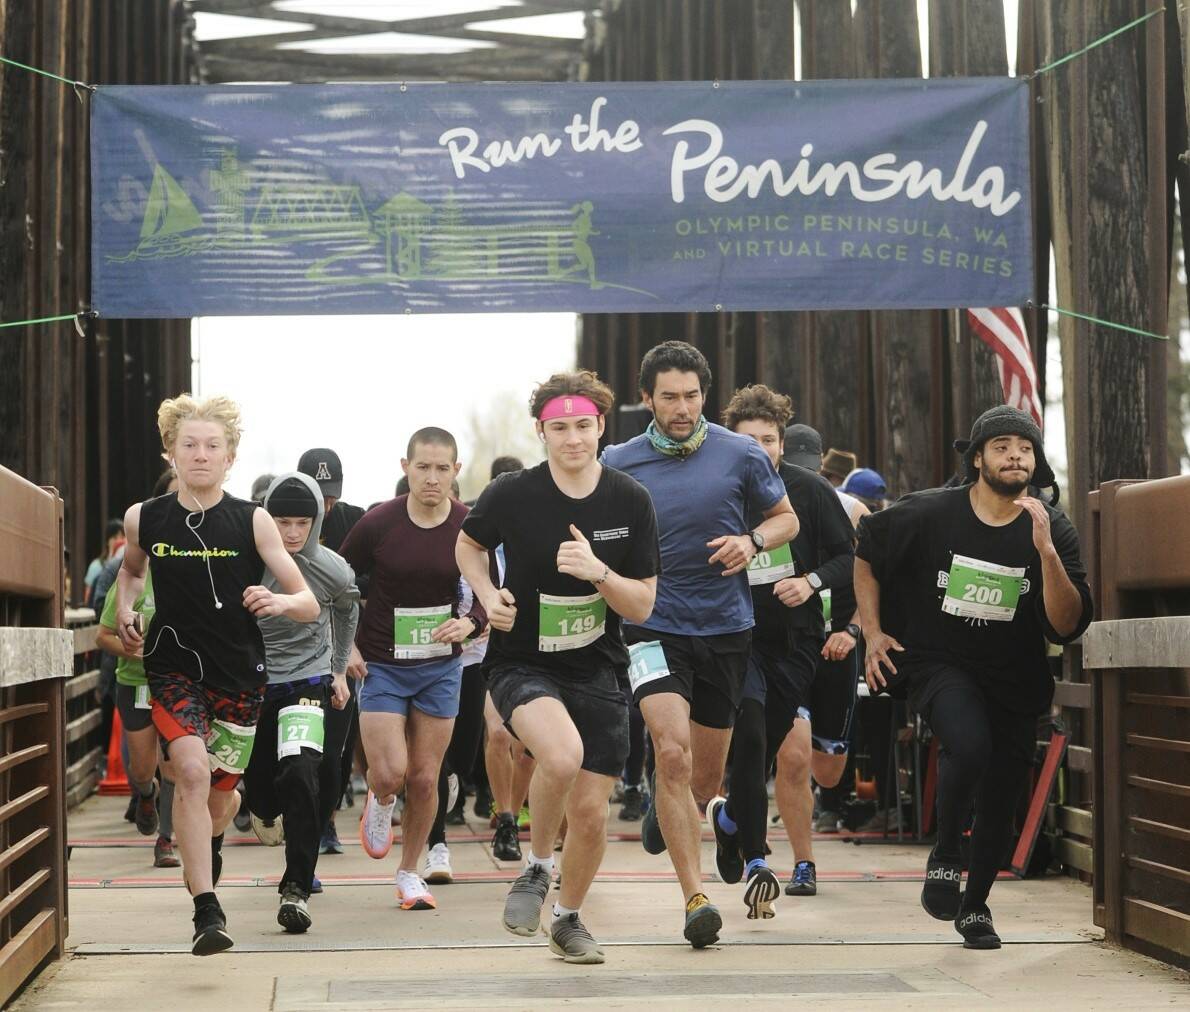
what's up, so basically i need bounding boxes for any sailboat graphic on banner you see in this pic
[109,163,212,262]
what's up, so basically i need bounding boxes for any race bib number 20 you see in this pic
[747,542,797,586]
[942,554,1025,622]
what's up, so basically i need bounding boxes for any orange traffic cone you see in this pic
[97,709,131,796]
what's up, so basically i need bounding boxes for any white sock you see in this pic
[526,853,554,874]
[553,902,578,920]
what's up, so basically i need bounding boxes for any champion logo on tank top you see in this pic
[152,542,241,559]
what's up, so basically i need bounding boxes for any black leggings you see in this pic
[917,667,1034,910]
[320,676,357,835]
[724,698,770,862]
[428,664,487,847]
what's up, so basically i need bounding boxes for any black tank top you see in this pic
[139,492,267,692]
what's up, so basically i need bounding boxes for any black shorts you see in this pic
[623,627,750,730]
[486,662,629,778]
[115,681,155,733]
[743,634,860,756]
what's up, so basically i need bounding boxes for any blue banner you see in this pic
[91,79,1032,318]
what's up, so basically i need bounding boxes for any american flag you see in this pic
[966,307,1043,426]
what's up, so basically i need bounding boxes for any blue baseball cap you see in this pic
[841,467,887,500]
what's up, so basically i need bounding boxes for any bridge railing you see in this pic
[1083,476,1190,967]
[0,467,71,1007]
[63,609,105,808]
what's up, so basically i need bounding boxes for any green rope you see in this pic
[1026,7,1164,79]
[1041,304,1167,341]
[0,313,80,331]
[0,54,94,90]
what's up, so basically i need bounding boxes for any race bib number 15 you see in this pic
[394,606,452,660]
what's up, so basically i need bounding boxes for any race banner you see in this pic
[90,79,1032,318]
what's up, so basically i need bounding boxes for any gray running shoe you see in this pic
[502,864,551,936]
[549,912,605,964]
[277,884,311,934]
[134,780,160,837]
[814,809,841,834]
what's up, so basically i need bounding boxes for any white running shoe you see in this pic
[424,842,453,884]
[250,812,285,847]
[446,773,459,814]
[360,790,395,859]
[395,869,437,910]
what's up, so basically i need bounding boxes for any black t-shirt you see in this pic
[462,461,661,678]
[138,492,267,692]
[855,485,1093,713]
[320,501,365,553]
[749,462,855,649]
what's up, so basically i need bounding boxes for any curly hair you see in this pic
[638,340,712,396]
[529,370,615,419]
[157,394,243,461]
[722,384,793,432]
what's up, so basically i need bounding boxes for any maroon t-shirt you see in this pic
[339,496,486,665]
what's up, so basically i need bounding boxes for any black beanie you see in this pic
[953,405,1057,496]
[266,477,318,518]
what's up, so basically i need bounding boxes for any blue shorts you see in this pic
[358,656,463,719]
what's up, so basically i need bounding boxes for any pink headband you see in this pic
[538,395,601,421]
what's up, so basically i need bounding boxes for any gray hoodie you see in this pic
[260,471,360,685]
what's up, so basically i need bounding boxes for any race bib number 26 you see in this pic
[206,719,256,775]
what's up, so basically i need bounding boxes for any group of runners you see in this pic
[106,339,1092,959]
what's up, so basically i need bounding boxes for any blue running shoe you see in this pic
[785,860,817,896]
[310,876,323,894]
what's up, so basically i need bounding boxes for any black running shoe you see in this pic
[618,786,643,822]
[921,848,963,920]
[232,793,251,833]
[956,902,1001,949]
[191,899,233,956]
[785,860,817,896]
[123,794,138,823]
[706,796,743,884]
[277,884,312,934]
[682,893,722,949]
[744,863,780,920]
[492,815,522,862]
[640,770,666,855]
[473,784,493,819]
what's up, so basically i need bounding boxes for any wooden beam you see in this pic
[1082,616,1190,669]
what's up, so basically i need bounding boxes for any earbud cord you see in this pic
[178,478,224,611]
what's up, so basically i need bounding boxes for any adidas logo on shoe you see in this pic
[926,866,961,883]
[958,910,994,929]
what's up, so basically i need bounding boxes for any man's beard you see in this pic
[981,462,1032,496]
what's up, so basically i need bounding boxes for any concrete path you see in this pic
[13,795,1189,1009]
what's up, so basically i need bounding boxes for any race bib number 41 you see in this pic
[747,542,798,586]
[942,554,1025,622]
[206,719,257,775]
[627,640,670,694]
[538,593,607,652]
[394,606,452,660]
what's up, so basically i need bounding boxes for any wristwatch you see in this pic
[805,572,823,593]
[748,529,765,553]
[845,622,861,639]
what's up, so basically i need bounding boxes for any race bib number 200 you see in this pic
[942,554,1025,622]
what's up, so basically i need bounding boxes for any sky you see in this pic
[194,314,575,507]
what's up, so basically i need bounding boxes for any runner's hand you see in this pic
[243,585,286,617]
[485,588,517,632]
[864,630,904,692]
[330,672,350,709]
[347,644,367,682]
[431,617,474,644]
[774,576,814,607]
[707,534,755,577]
[1014,496,1055,555]
[116,609,144,652]
[822,630,857,661]
[556,524,604,582]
